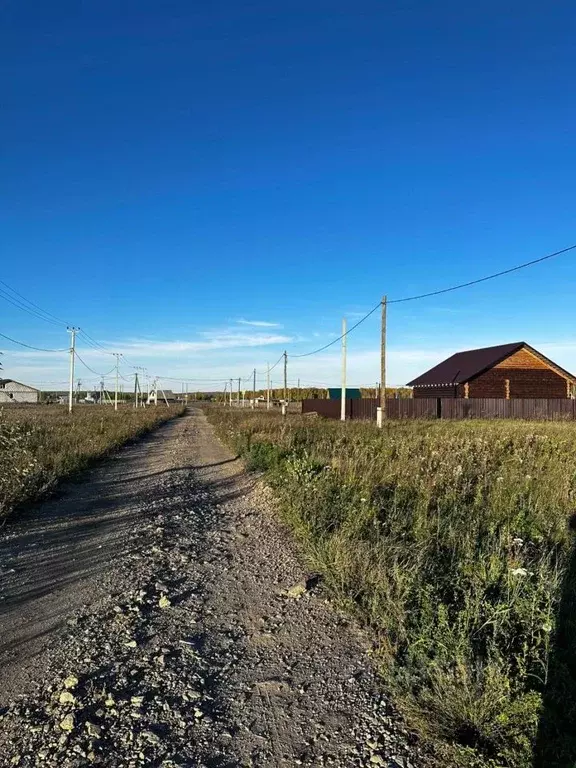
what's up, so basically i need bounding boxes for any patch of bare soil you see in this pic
[0,409,422,767]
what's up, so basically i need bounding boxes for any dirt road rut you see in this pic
[0,408,420,767]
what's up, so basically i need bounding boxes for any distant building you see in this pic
[327,387,362,400]
[0,379,40,404]
[407,342,576,399]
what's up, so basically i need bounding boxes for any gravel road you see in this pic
[0,408,421,767]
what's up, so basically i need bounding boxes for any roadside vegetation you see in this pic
[0,404,185,519]
[207,407,576,768]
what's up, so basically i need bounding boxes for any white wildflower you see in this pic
[510,567,529,577]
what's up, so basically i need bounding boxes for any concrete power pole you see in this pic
[266,363,271,410]
[252,368,256,409]
[283,351,287,406]
[378,295,387,427]
[67,327,78,413]
[237,377,241,407]
[229,378,233,407]
[114,354,120,411]
[341,316,347,422]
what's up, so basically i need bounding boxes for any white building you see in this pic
[0,379,40,404]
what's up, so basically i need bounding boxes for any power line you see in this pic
[290,242,576,358]
[74,351,117,377]
[267,352,285,373]
[387,243,576,305]
[0,332,67,353]
[291,302,381,358]
[0,287,64,328]
[0,279,68,326]
[78,329,116,355]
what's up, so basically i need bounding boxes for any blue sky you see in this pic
[2,1,576,391]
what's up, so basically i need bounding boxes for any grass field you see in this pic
[207,407,576,768]
[0,404,185,519]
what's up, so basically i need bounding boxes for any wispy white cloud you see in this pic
[236,319,282,328]
[107,331,293,358]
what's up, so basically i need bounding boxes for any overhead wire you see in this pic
[78,329,117,355]
[386,243,576,305]
[74,351,117,377]
[0,279,68,326]
[289,242,576,358]
[0,332,68,353]
[0,287,65,328]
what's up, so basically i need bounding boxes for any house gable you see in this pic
[493,347,549,371]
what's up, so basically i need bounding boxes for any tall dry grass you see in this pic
[207,407,576,767]
[0,405,184,518]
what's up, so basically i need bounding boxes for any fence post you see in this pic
[376,406,383,428]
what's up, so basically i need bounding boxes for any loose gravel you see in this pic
[0,408,423,767]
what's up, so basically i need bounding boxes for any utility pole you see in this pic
[266,363,271,410]
[134,372,139,409]
[283,351,287,406]
[67,327,78,413]
[252,368,256,409]
[100,379,104,406]
[114,354,120,411]
[379,295,387,426]
[237,377,241,407]
[229,378,233,407]
[341,316,347,421]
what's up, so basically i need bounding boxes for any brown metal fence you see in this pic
[301,397,576,421]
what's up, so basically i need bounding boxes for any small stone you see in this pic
[64,675,79,689]
[85,721,102,738]
[125,640,137,648]
[59,691,75,705]
[158,595,171,609]
[286,582,307,599]
[59,714,75,732]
